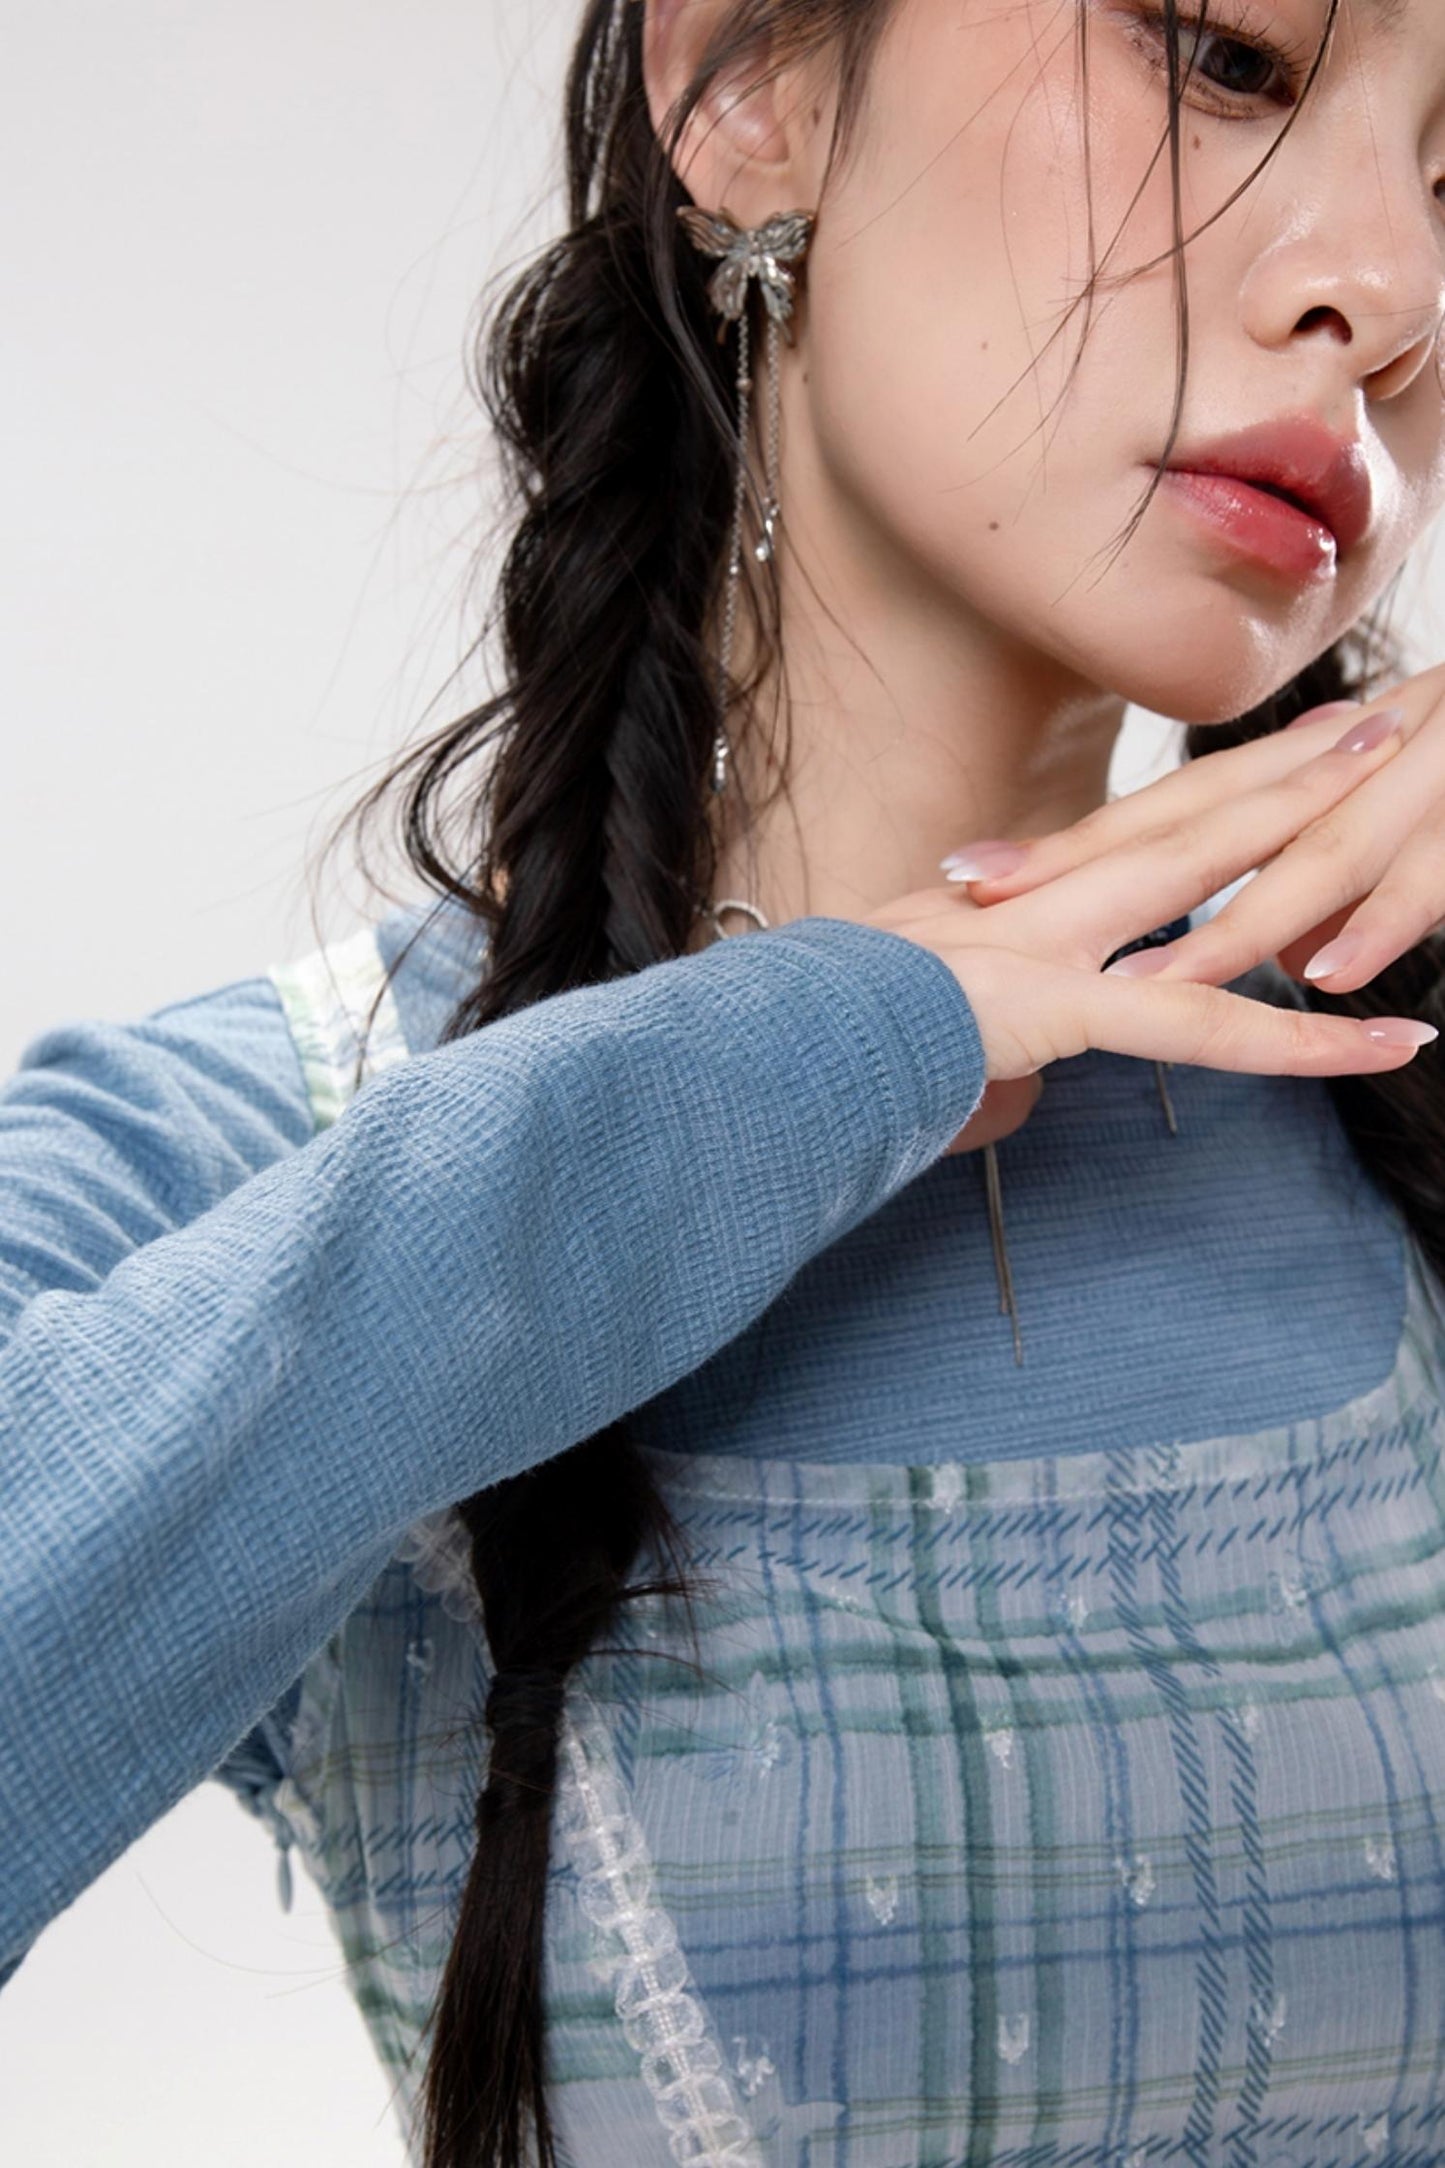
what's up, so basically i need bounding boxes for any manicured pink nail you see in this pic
[1333,705,1404,754]
[1104,943,1177,977]
[1285,700,1362,730]
[1362,1019,1438,1048]
[941,840,1028,882]
[1303,933,1364,982]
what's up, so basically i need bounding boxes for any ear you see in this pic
[642,0,825,227]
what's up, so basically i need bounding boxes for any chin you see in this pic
[1067,574,1345,728]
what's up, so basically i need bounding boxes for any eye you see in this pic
[1191,28,1284,98]
[1124,5,1310,113]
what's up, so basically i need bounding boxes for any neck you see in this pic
[703,465,1128,935]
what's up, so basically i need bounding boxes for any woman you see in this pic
[7,0,1445,2161]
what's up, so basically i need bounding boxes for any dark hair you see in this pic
[338,2,1445,2160]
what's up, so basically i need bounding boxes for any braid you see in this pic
[408,7,735,2163]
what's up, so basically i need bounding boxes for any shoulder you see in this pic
[0,971,318,1321]
[10,895,485,1138]
[9,970,315,1178]
[0,897,488,1328]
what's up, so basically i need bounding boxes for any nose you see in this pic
[1238,167,1445,403]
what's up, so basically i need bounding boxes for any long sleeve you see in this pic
[0,914,986,1981]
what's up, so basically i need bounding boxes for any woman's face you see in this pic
[783,0,1445,722]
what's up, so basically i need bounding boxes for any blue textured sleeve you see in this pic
[0,974,314,1328]
[0,914,986,1978]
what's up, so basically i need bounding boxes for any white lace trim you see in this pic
[395,1507,763,2167]
[268,924,409,1130]
[557,1717,764,2167]
[391,1507,485,1626]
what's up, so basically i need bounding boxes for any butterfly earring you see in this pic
[677,204,816,795]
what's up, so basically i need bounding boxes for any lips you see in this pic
[1156,416,1374,559]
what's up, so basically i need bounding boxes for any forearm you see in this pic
[0,915,984,1971]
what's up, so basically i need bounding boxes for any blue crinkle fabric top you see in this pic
[4,897,1443,2167]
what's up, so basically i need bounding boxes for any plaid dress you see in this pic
[256,933,1445,2168]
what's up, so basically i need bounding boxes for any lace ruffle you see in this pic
[391,1507,483,1626]
[268,925,410,1131]
[557,1717,764,2167]
[395,1507,762,2166]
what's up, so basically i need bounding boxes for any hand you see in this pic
[953,663,1445,1004]
[860,695,1439,1154]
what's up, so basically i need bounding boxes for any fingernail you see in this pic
[1104,943,1176,977]
[1362,1018,1438,1048]
[1285,699,1363,730]
[1302,932,1364,982]
[1333,705,1404,755]
[941,840,1028,881]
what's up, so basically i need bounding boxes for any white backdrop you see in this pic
[4,5,1445,2164]
[0,5,580,2163]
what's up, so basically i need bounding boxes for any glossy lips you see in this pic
[1154,415,1374,583]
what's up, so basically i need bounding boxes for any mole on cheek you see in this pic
[988,520,1000,532]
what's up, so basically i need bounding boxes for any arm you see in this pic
[0,915,985,1978]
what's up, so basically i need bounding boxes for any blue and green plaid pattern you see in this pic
[269,1223,1445,2167]
[241,926,1445,2163]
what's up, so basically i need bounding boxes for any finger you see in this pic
[1294,843,1445,990]
[1274,902,1354,983]
[1111,715,1445,991]
[938,698,1406,899]
[994,709,1408,973]
[1078,969,1436,1079]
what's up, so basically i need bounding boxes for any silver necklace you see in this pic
[694,892,1182,1365]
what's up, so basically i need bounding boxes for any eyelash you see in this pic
[1123,3,1317,114]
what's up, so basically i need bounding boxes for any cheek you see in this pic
[799,16,1182,570]
[803,136,1073,541]
[799,260,1130,644]
[803,222,1020,520]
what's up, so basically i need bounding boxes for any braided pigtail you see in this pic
[398,6,781,2162]
[423,1439,692,2168]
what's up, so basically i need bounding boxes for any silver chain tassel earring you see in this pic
[677,197,1183,1367]
[982,1076,1178,1366]
[982,930,1183,1367]
[677,203,815,796]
